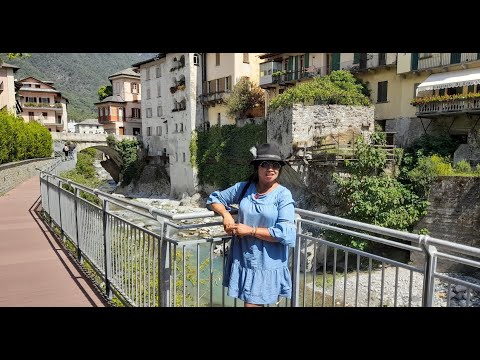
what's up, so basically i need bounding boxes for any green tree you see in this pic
[226,77,264,120]
[0,53,29,65]
[98,84,113,101]
[269,70,371,111]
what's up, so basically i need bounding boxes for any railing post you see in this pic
[57,179,64,242]
[73,186,82,263]
[291,214,302,307]
[158,218,172,307]
[419,235,437,307]
[102,197,112,300]
[46,174,53,227]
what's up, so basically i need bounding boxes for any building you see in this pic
[17,77,68,132]
[95,67,142,135]
[133,53,204,197]
[0,62,20,114]
[75,118,104,134]
[259,53,329,113]
[200,53,263,126]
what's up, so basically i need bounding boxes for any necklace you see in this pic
[254,183,277,199]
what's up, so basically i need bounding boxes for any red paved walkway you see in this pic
[0,176,107,307]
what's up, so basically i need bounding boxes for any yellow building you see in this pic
[200,53,263,127]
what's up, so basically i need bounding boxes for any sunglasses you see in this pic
[259,161,282,170]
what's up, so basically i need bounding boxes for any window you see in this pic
[156,66,161,78]
[180,123,184,132]
[42,112,47,118]
[377,81,388,103]
[419,53,431,59]
[35,84,41,88]
[132,83,138,94]
[216,53,220,66]
[225,76,232,91]
[133,128,140,135]
[175,123,178,132]
[146,88,151,99]
[166,123,168,134]
[28,112,34,120]
[182,153,186,162]
[217,113,221,126]
[156,126,162,136]
[146,108,152,118]
[243,53,249,64]
[41,97,51,104]
[146,68,150,80]
[26,97,37,103]
[147,127,152,136]
[157,106,163,117]
[132,108,141,118]
[157,83,161,97]
[193,53,200,66]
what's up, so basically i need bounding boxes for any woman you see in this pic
[206,143,296,307]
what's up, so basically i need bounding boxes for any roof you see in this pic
[258,53,283,60]
[132,53,166,67]
[108,67,140,79]
[1,62,20,72]
[417,67,480,94]
[94,95,126,104]
[77,119,101,126]
[19,87,61,93]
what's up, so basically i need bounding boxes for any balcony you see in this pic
[23,102,63,112]
[415,97,480,116]
[349,53,395,73]
[412,53,480,72]
[199,91,231,106]
[260,69,318,88]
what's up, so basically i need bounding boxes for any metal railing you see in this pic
[416,97,480,116]
[38,168,480,307]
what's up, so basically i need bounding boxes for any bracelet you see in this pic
[252,227,257,237]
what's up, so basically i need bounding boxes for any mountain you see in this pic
[4,53,155,121]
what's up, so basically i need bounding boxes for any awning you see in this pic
[416,67,480,95]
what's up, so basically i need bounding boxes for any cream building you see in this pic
[259,53,330,113]
[200,53,263,127]
[387,53,480,152]
[0,62,20,114]
[18,77,68,132]
[134,53,204,197]
[75,118,104,134]
[95,68,142,135]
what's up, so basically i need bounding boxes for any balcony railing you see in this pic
[199,91,231,105]
[416,97,480,116]
[412,53,480,72]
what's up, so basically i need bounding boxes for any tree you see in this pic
[226,77,264,119]
[0,53,29,65]
[98,84,113,101]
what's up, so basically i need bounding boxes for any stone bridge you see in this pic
[51,133,137,183]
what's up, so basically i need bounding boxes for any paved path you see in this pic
[0,176,107,307]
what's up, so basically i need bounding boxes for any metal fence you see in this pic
[38,169,480,307]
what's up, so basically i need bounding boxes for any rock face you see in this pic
[115,164,170,197]
[412,176,480,272]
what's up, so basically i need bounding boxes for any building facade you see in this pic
[0,62,20,114]
[134,53,204,197]
[74,118,105,134]
[200,53,263,126]
[17,77,68,132]
[95,68,142,135]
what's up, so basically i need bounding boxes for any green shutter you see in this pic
[304,53,309,68]
[450,53,461,64]
[295,55,299,80]
[332,53,340,71]
[353,53,360,64]
[411,53,419,71]
[288,56,293,81]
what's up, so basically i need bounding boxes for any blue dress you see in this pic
[206,181,296,305]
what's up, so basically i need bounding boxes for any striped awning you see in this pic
[416,67,480,95]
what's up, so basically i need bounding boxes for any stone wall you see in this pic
[267,104,375,158]
[412,176,480,272]
[0,158,54,196]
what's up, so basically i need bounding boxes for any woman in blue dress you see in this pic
[207,143,296,307]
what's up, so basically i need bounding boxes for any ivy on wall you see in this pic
[191,123,267,189]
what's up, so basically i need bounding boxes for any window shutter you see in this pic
[353,53,360,64]
[411,53,419,71]
[304,53,309,68]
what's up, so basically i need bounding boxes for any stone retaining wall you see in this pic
[0,158,54,196]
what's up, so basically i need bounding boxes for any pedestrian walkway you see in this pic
[0,176,107,307]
